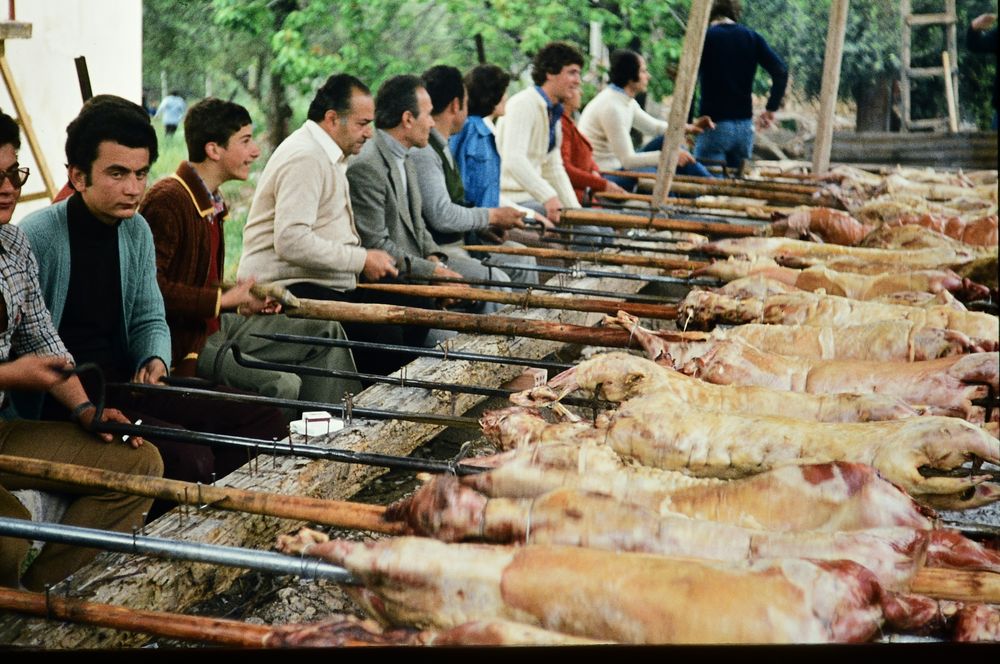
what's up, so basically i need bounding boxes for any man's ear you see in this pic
[324,109,340,126]
[401,110,414,128]
[68,164,87,192]
[449,97,463,116]
[204,142,222,161]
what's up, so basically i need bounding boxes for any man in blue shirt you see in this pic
[155,90,187,137]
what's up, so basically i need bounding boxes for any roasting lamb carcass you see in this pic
[385,478,999,593]
[767,206,874,245]
[604,311,994,363]
[468,431,939,528]
[695,259,990,302]
[696,235,987,272]
[275,531,948,644]
[512,351,918,423]
[676,289,998,341]
[681,340,997,422]
[482,401,1000,503]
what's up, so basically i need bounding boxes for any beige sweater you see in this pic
[496,87,579,209]
[578,86,669,171]
[238,121,368,291]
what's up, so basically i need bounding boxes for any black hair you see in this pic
[184,98,252,162]
[307,73,370,122]
[531,41,584,86]
[609,49,642,87]
[465,64,511,117]
[422,65,465,115]
[0,110,20,149]
[65,95,158,176]
[710,0,741,22]
[374,74,424,130]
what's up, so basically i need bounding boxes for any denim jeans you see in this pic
[605,135,714,193]
[694,118,755,171]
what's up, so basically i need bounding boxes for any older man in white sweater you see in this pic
[579,49,714,192]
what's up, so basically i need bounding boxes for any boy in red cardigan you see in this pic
[559,87,625,204]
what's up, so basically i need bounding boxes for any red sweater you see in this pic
[560,112,609,203]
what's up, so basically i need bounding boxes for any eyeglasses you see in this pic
[0,167,29,188]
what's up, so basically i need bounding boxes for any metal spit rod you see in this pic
[419,274,684,303]
[0,517,357,584]
[478,259,723,288]
[91,419,490,477]
[250,333,573,371]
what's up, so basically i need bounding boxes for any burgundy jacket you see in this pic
[560,112,609,203]
[139,161,227,364]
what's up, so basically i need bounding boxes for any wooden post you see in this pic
[651,0,712,206]
[811,0,850,175]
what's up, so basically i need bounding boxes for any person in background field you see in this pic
[154,90,187,138]
[560,86,626,205]
[13,98,286,516]
[578,48,714,193]
[0,109,163,591]
[140,97,361,406]
[411,64,537,288]
[967,11,997,130]
[694,0,788,171]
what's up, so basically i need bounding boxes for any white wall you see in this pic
[3,0,142,223]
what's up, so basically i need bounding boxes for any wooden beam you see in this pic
[812,0,850,175]
[652,0,712,205]
[942,51,958,133]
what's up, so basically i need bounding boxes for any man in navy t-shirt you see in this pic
[695,0,788,171]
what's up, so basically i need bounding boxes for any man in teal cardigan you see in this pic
[15,98,285,506]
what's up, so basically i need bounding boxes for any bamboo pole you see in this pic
[561,208,758,236]
[286,298,646,349]
[463,244,707,271]
[0,455,405,535]
[0,588,271,648]
[652,0,713,205]
[909,567,1000,604]
[594,191,788,219]
[812,0,850,175]
[357,283,679,320]
[606,170,824,195]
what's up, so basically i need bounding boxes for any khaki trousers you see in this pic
[0,419,163,591]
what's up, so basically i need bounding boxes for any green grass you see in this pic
[148,121,265,283]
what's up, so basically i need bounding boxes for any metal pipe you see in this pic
[527,233,710,256]
[478,260,723,288]
[420,274,683,303]
[225,346,609,411]
[90,418,491,476]
[0,517,357,584]
[250,332,573,371]
[108,381,482,429]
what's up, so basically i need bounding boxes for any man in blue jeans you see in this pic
[695,0,788,171]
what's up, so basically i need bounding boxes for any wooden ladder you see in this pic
[0,20,56,203]
[900,0,960,132]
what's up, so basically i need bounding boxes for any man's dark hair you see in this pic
[609,49,643,88]
[422,65,465,115]
[531,41,585,86]
[374,74,423,130]
[0,110,20,149]
[465,64,510,117]
[184,98,252,162]
[307,73,370,122]
[710,0,741,22]
[65,96,158,176]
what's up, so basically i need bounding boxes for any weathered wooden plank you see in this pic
[0,272,648,648]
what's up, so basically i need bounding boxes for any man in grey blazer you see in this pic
[347,75,501,313]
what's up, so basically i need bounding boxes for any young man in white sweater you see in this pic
[578,48,714,191]
[495,41,584,225]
